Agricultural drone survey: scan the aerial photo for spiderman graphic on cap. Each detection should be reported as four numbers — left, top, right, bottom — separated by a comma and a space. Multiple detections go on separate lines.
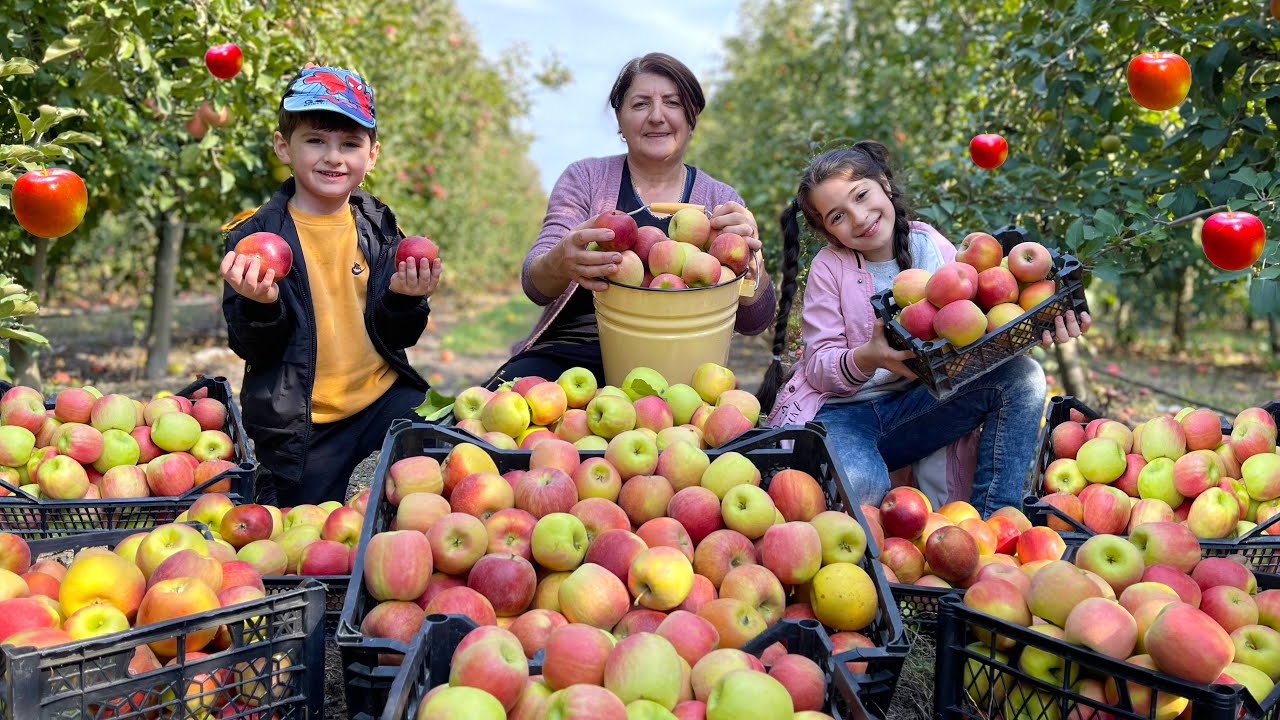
281, 67, 376, 129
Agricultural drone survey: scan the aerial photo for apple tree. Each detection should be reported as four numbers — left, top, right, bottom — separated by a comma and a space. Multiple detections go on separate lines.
693, 0, 1280, 394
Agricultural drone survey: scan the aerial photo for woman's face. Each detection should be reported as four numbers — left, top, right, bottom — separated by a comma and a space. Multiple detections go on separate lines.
617, 72, 691, 165
810, 174, 896, 261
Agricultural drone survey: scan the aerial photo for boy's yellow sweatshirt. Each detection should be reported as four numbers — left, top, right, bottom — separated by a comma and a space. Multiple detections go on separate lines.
289, 204, 396, 423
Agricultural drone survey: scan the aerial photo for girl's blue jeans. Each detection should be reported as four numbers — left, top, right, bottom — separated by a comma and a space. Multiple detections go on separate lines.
813, 355, 1046, 518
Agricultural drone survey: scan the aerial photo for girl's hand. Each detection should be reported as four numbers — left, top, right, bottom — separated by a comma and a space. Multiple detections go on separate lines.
1040, 310, 1091, 348
390, 256, 442, 297
220, 251, 279, 304
853, 319, 918, 379
546, 216, 623, 292
710, 201, 761, 252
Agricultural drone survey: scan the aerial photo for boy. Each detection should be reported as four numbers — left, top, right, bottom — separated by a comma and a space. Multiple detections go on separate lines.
221, 66, 442, 506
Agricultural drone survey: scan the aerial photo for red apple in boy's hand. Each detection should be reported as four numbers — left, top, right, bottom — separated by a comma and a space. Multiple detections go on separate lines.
396, 236, 440, 267
969, 134, 1008, 169
12, 168, 88, 239
234, 232, 293, 282
593, 210, 638, 252
1200, 211, 1265, 271
205, 43, 243, 79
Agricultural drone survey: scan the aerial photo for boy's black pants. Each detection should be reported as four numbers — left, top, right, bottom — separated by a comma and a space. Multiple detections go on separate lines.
266, 379, 425, 507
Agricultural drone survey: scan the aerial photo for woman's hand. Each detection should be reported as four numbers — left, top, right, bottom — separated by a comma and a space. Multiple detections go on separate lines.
710, 201, 761, 252
220, 251, 279, 304
852, 319, 917, 379
389, 256, 443, 297
1040, 310, 1091, 348
541, 216, 623, 293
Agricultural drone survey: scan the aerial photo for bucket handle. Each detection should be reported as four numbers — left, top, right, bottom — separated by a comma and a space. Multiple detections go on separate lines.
740, 251, 763, 298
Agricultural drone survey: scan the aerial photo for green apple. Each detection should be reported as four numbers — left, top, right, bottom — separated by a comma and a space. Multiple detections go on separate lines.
586, 394, 637, 440
1231, 624, 1280, 682
1076, 437, 1126, 484
700, 452, 761, 499
621, 367, 669, 401
150, 412, 201, 453
706, 670, 793, 720
661, 384, 704, 426
557, 367, 599, 410
1018, 624, 1079, 687
720, 484, 776, 540
92, 428, 141, 473
531, 513, 589, 572
1137, 457, 1182, 507
416, 685, 506, 719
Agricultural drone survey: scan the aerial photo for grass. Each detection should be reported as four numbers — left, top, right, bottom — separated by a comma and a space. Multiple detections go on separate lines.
888, 623, 937, 720
437, 293, 541, 355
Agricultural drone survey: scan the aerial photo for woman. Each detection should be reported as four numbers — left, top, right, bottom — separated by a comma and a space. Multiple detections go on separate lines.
492, 52, 777, 387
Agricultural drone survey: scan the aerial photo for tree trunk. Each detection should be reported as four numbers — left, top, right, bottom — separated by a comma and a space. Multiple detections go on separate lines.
1055, 341, 1087, 402
31, 237, 48, 300
1171, 267, 1194, 353
1115, 299, 1133, 344
145, 212, 185, 380
1270, 314, 1280, 356
9, 340, 41, 387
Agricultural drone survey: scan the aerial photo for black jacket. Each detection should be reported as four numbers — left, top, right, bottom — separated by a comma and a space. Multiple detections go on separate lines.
222, 179, 430, 486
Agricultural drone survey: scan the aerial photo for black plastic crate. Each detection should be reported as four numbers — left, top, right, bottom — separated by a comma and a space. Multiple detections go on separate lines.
932, 574, 1280, 720
3, 528, 325, 720
264, 574, 349, 639
0, 376, 259, 539
870, 226, 1088, 401
1022, 397, 1280, 571
381, 613, 876, 720
339, 420, 904, 720
890, 582, 956, 633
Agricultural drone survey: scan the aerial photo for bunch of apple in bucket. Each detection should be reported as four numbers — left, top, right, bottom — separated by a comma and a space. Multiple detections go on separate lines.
448, 363, 757, 451
0, 523, 302, 715
593, 208, 750, 290
0, 384, 238, 503
359, 437, 883, 719
891, 234, 1056, 348
1038, 405, 1279, 539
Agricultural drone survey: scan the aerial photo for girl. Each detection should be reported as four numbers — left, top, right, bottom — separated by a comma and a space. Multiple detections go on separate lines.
756, 142, 1089, 517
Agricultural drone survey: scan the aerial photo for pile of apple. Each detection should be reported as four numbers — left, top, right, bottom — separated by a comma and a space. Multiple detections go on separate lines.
592, 208, 751, 290
1038, 404, 1280, 539
863, 488, 1071, 590
0, 523, 304, 716
890, 234, 1057, 348
958, 522, 1280, 716
351, 434, 888, 717
408, 622, 838, 720
173, 491, 367, 576
452, 363, 757, 451
0, 383, 241, 503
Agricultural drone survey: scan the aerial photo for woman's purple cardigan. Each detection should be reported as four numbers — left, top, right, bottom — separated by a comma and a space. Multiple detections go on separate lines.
515, 153, 777, 354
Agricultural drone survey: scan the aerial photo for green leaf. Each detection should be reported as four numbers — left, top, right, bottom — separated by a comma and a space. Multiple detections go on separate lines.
33, 105, 86, 135
0, 327, 49, 345
220, 169, 235, 194
414, 389, 456, 421
42, 37, 82, 63
0, 57, 38, 79
1201, 129, 1229, 149
1250, 277, 1280, 317
0, 145, 46, 163
1209, 268, 1253, 283
1065, 218, 1084, 252
52, 130, 100, 146
9, 98, 33, 142
1231, 167, 1260, 188
1259, 266, 1280, 281
1093, 208, 1121, 236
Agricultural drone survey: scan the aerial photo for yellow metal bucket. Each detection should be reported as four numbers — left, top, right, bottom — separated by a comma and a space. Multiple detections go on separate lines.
593, 259, 759, 387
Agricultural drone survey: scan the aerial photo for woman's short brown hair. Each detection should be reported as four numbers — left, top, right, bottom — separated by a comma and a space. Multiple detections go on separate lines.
608, 53, 706, 130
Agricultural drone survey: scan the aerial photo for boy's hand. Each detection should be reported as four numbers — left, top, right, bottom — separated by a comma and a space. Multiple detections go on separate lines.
221, 251, 280, 304
390, 256, 442, 297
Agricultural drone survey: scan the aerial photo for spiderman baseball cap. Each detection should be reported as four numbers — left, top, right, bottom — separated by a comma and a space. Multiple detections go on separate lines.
280, 66, 376, 129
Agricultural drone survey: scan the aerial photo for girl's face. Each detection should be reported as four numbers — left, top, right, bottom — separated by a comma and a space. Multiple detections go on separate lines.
616, 72, 691, 165
810, 174, 896, 261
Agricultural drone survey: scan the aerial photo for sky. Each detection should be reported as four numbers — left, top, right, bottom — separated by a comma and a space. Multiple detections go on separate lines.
458, 0, 743, 192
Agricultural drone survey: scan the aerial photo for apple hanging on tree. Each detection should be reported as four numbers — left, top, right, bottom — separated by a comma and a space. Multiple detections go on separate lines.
969, 134, 1008, 169
1200, 211, 1266, 271
11, 168, 88, 239
1126, 52, 1191, 111
204, 43, 243, 80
